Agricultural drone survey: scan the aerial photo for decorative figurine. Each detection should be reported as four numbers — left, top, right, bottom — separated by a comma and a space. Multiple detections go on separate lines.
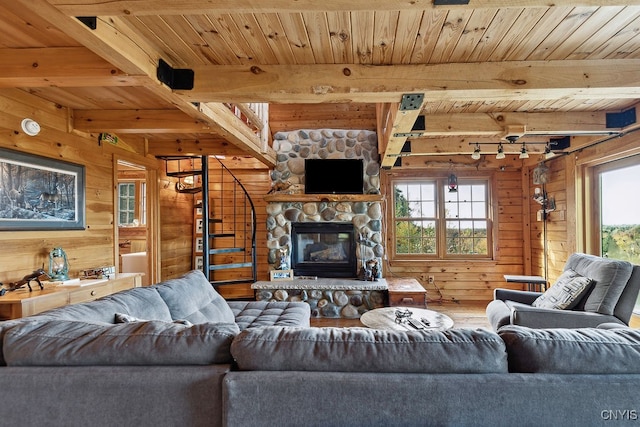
276, 247, 290, 270
5, 268, 49, 292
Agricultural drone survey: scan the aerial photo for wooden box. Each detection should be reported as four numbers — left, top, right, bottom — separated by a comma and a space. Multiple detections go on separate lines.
387, 277, 427, 308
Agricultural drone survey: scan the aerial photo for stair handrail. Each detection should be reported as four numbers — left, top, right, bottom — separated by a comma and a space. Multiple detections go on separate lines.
210, 156, 257, 282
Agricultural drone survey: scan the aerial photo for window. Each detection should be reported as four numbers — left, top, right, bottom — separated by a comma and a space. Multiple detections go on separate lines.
393, 178, 492, 259
592, 155, 640, 312
118, 181, 146, 226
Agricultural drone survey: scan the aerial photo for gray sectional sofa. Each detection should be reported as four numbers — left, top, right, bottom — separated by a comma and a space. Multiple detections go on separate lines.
1, 269, 640, 427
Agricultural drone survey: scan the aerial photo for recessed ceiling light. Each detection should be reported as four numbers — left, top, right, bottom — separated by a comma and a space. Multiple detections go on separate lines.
21, 118, 41, 136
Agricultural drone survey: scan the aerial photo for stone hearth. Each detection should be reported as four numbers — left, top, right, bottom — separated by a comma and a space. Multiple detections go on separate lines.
252, 278, 387, 318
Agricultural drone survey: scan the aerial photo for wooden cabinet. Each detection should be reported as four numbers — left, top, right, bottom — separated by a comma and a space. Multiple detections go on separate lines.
0, 273, 143, 320
387, 277, 427, 308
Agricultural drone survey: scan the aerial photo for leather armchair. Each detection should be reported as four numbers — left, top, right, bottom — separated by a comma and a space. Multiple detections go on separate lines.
487, 253, 640, 330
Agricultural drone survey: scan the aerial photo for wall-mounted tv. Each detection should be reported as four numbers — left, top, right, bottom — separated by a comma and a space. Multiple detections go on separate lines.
304, 159, 364, 194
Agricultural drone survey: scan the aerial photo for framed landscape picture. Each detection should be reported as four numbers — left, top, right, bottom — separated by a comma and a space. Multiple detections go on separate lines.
0, 148, 86, 230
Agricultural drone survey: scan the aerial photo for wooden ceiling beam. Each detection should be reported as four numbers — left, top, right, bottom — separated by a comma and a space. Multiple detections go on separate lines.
49, 0, 640, 16
416, 111, 612, 137
0, 47, 148, 88
380, 109, 622, 162
10, 0, 275, 166
146, 139, 248, 157
73, 109, 211, 133
181, 60, 640, 104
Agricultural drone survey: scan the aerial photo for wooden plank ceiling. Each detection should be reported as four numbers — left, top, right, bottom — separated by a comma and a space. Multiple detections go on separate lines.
1, 1, 640, 166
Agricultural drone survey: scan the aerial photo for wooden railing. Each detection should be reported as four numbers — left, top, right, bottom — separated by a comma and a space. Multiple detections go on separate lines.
226, 103, 270, 153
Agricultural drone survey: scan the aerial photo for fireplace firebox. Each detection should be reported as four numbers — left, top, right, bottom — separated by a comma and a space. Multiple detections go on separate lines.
291, 222, 357, 278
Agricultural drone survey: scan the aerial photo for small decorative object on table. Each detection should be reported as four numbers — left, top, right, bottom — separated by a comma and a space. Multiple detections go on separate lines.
394, 308, 413, 324
2, 268, 49, 292
49, 247, 70, 281
275, 247, 290, 271
270, 269, 294, 281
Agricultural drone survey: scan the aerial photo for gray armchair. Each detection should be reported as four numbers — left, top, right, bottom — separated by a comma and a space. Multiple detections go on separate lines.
487, 253, 640, 330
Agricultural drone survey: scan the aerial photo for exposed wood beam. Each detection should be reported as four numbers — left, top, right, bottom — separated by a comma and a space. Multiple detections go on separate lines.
49, 0, 640, 15
146, 139, 248, 157
381, 97, 426, 168
181, 60, 640, 104
380, 109, 622, 162
0, 48, 148, 88
10, 0, 275, 166
74, 109, 212, 133
416, 111, 613, 137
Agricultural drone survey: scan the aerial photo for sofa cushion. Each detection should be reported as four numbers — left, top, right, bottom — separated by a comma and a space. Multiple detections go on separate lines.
231, 326, 508, 373
531, 269, 592, 310
564, 253, 633, 315
154, 270, 235, 324
229, 301, 311, 330
3, 319, 239, 366
34, 286, 173, 324
499, 325, 640, 374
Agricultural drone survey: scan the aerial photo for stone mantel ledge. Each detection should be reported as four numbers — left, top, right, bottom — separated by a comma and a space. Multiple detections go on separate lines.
252, 278, 388, 291
264, 194, 383, 203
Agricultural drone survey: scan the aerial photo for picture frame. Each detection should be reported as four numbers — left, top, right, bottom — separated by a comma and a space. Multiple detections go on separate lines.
0, 148, 85, 230
270, 269, 294, 281
194, 255, 203, 270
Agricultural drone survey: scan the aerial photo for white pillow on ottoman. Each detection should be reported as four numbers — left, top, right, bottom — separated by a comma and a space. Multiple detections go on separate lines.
532, 269, 593, 310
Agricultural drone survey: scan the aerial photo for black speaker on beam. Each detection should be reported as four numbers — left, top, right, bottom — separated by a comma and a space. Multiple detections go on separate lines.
157, 59, 194, 90
549, 136, 570, 151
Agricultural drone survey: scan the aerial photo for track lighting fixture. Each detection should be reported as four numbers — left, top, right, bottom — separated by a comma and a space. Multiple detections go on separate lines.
496, 143, 505, 160
544, 143, 555, 160
519, 143, 529, 159
471, 144, 481, 160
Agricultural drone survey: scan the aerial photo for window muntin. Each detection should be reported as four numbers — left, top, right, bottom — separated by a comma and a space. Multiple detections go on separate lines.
118, 182, 136, 225
118, 181, 146, 226
393, 178, 491, 259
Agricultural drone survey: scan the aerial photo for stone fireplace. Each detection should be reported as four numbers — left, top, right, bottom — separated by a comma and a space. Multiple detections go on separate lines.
264, 129, 384, 278
256, 129, 387, 317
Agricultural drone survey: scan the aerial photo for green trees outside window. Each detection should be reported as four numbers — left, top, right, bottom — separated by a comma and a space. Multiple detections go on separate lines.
393, 178, 491, 259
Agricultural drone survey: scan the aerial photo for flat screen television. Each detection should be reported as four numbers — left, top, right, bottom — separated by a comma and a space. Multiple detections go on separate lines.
304, 159, 364, 194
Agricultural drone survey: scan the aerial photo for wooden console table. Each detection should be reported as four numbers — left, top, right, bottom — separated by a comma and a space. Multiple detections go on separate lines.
0, 273, 143, 320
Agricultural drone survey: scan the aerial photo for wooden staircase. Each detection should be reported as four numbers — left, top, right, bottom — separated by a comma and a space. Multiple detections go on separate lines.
161, 156, 257, 290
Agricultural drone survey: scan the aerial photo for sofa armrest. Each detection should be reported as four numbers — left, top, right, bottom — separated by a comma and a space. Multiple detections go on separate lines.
510, 305, 623, 329
493, 288, 541, 305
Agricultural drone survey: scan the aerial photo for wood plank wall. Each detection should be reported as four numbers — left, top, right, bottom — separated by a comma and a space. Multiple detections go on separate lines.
381, 164, 528, 303
158, 175, 194, 280
528, 157, 569, 285
0, 90, 193, 285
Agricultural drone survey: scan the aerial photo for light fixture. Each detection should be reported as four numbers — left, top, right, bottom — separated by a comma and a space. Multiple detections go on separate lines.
471, 144, 481, 160
448, 173, 458, 192
496, 143, 506, 160
21, 118, 41, 136
544, 143, 555, 160
49, 247, 70, 281
519, 143, 529, 159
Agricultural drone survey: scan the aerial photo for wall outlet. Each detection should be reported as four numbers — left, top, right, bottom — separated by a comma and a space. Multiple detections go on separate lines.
428, 275, 435, 284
